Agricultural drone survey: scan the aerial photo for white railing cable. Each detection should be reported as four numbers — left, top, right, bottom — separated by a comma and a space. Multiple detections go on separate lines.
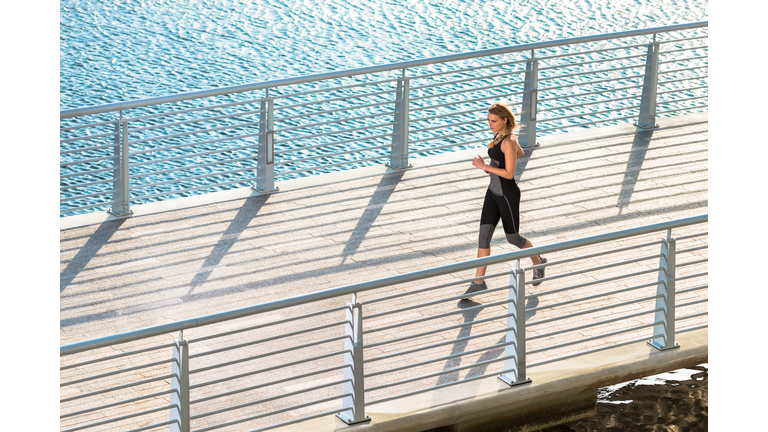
60, 215, 707, 432
62, 21, 707, 217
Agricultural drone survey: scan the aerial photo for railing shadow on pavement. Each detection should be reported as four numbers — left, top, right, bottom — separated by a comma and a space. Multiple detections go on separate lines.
60, 218, 125, 293
186, 194, 270, 296
59, 128, 706, 330
60, 214, 707, 432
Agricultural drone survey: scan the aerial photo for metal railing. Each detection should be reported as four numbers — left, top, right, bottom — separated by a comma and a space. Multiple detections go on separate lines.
60, 21, 707, 217
60, 214, 708, 432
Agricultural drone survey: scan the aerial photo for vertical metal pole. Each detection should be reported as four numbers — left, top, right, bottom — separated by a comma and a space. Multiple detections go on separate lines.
499, 260, 532, 386
636, 36, 660, 130
170, 331, 190, 432
169, 340, 182, 432
179, 336, 190, 432
121, 119, 131, 214
254, 95, 278, 193
111, 117, 122, 214
518, 52, 539, 148
387, 74, 411, 170
649, 231, 679, 351
340, 302, 354, 418
109, 112, 133, 217
337, 300, 370, 425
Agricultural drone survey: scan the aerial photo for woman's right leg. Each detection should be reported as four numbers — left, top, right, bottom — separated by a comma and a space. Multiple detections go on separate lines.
476, 189, 500, 281
464, 191, 499, 299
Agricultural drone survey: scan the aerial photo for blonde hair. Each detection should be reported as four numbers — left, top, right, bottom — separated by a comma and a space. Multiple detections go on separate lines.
486, 103, 518, 148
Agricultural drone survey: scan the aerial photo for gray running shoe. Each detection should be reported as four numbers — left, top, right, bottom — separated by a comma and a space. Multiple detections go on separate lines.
462, 281, 488, 300
532, 257, 547, 287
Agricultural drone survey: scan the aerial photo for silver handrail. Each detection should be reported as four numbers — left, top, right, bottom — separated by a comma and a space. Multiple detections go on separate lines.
60, 214, 708, 432
60, 22, 707, 218
61, 213, 706, 356
60, 21, 706, 118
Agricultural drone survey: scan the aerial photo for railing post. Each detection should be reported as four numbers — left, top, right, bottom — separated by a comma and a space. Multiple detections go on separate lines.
170, 332, 191, 432
636, 37, 661, 130
109, 113, 133, 217
518, 54, 539, 148
111, 119, 122, 214
254, 96, 278, 193
649, 232, 679, 351
387, 75, 411, 170
337, 299, 370, 425
499, 260, 532, 386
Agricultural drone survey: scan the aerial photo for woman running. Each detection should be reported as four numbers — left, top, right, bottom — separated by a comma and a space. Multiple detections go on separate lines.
463, 102, 546, 299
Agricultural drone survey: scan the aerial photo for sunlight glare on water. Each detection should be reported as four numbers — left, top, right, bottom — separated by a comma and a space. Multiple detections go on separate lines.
60, 0, 708, 109
59, 0, 708, 216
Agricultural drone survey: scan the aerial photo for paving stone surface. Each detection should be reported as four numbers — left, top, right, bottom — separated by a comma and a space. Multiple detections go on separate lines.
59, 113, 708, 432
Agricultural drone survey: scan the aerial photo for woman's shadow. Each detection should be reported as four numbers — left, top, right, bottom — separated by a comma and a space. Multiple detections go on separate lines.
435, 293, 539, 385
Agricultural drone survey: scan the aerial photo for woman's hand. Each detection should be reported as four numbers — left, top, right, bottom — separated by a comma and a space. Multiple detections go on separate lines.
472, 155, 489, 174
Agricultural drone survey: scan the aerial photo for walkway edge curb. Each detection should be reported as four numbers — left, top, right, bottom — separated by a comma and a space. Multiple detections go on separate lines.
274, 328, 708, 432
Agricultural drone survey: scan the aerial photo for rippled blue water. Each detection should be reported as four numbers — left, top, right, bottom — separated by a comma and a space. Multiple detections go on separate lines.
60, 1, 708, 216
60, 0, 707, 110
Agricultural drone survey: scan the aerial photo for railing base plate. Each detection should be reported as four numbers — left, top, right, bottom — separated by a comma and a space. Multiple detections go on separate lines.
647, 340, 680, 351
336, 412, 371, 425
385, 163, 412, 171
498, 374, 532, 387
634, 123, 660, 130
107, 210, 134, 219
251, 186, 279, 194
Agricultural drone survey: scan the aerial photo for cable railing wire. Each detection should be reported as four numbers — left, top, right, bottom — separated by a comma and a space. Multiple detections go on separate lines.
60, 215, 707, 432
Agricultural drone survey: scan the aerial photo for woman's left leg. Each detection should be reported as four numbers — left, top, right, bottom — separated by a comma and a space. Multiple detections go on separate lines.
498, 190, 547, 285
519, 238, 542, 266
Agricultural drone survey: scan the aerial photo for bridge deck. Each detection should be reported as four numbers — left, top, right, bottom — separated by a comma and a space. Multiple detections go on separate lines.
59, 112, 708, 431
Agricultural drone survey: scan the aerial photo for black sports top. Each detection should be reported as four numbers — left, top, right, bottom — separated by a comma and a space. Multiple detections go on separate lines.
487, 134, 519, 196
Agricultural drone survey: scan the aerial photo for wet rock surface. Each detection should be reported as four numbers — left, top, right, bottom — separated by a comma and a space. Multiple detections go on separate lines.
538, 365, 708, 432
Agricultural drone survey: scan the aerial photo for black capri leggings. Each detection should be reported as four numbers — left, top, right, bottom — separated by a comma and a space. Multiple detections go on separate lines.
478, 188, 528, 249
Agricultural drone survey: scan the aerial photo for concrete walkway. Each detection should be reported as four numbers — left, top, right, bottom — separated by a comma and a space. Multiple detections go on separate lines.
60, 112, 707, 342
59, 112, 708, 431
